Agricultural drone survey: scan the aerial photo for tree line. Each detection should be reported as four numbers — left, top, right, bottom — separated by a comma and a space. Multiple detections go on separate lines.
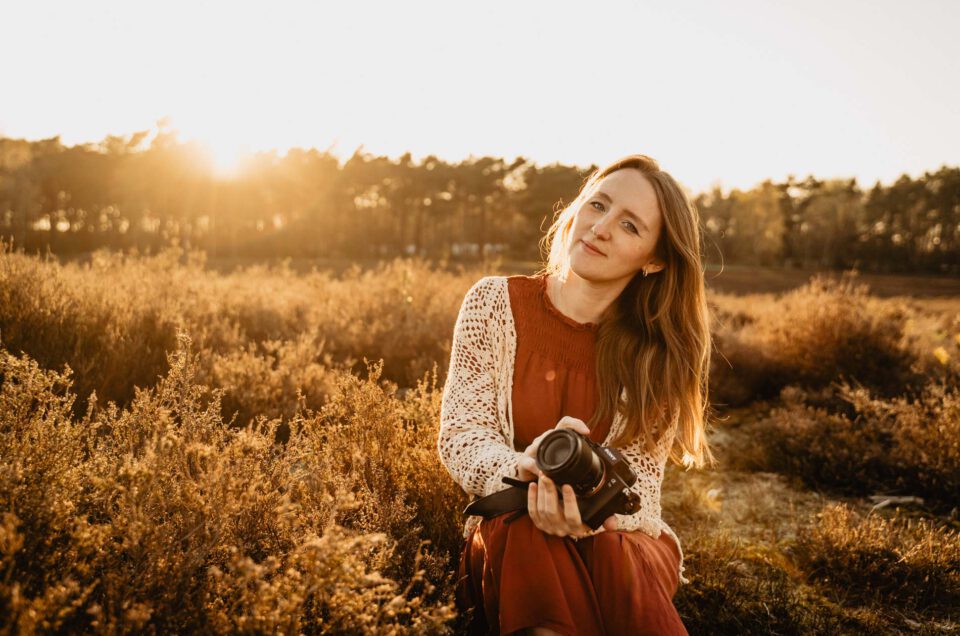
1, 131, 957, 273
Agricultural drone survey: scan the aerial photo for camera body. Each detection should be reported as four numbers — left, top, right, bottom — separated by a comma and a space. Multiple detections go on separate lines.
535, 428, 641, 529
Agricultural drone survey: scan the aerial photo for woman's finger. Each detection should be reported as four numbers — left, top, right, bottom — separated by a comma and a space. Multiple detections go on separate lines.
537, 474, 549, 519
560, 484, 583, 529
555, 416, 590, 436
523, 428, 555, 461
527, 482, 540, 526
518, 455, 539, 481
537, 427, 557, 446
539, 475, 559, 528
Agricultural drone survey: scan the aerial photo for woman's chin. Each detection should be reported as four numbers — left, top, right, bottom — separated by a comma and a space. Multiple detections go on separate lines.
569, 260, 638, 287
568, 258, 604, 280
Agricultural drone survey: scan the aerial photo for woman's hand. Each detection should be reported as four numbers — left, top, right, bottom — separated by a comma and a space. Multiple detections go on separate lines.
516, 416, 617, 538
517, 416, 591, 481
527, 476, 618, 538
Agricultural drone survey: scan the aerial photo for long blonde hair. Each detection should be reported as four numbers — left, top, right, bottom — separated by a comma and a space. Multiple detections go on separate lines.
537, 154, 716, 470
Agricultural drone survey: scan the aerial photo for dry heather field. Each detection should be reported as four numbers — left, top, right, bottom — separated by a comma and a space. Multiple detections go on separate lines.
1, 242, 958, 635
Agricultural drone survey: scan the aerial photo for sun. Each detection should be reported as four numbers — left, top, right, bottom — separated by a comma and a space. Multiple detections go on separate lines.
195, 136, 249, 179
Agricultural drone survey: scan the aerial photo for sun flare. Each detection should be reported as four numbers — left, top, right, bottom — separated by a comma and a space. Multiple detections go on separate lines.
197, 137, 248, 178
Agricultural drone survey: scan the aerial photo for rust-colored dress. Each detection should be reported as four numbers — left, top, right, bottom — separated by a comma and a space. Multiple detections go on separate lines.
455, 273, 688, 636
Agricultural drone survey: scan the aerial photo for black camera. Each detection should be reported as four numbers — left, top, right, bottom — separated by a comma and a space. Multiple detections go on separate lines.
535, 429, 641, 529
462, 429, 642, 530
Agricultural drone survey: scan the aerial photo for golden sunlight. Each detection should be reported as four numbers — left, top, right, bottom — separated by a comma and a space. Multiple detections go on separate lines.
197, 137, 248, 178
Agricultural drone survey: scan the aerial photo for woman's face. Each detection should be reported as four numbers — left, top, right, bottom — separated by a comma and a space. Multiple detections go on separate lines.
567, 168, 665, 285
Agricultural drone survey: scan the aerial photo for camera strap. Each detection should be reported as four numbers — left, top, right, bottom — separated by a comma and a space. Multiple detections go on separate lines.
463, 476, 532, 524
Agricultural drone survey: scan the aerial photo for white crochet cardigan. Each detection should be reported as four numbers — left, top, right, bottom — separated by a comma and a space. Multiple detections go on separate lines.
438, 275, 689, 585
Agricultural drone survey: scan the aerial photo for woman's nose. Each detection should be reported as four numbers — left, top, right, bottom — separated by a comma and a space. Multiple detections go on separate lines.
591, 219, 612, 239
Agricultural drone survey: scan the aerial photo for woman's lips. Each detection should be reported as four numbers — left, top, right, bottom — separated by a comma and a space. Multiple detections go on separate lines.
580, 240, 605, 256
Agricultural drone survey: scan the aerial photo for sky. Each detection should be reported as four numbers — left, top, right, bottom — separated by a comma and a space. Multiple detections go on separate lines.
1, 0, 957, 194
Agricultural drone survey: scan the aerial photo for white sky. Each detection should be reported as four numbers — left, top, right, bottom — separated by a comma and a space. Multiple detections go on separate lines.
1, 0, 957, 194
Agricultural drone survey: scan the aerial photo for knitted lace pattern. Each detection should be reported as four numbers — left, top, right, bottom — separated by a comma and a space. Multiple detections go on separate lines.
437, 275, 689, 585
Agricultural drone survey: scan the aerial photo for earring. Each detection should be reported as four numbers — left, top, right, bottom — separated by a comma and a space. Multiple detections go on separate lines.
642, 269, 649, 277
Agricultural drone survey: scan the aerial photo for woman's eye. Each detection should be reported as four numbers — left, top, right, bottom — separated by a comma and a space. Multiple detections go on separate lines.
591, 201, 605, 212
623, 222, 638, 234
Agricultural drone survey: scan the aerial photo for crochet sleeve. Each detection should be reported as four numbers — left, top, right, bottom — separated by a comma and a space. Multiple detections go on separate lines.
437, 277, 523, 497
612, 411, 680, 532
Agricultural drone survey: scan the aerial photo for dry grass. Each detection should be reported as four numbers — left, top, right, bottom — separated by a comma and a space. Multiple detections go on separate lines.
795, 502, 960, 615
663, 434, 960, 633
3, 243, 959, 633
707, 272, 946, 407
0, 242, 485, 427
0, 334, 457, 634
729, 381, 960, 512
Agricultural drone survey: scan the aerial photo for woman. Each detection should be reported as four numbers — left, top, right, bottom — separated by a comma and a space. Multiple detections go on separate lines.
438, 154, 716, 635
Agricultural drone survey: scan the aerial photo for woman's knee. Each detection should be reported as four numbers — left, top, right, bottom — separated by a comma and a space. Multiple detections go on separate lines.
590, 530, 624, 553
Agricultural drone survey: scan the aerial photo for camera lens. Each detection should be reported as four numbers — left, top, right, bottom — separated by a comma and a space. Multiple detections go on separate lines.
536, 429, 605, 495
541, 435, 572, 466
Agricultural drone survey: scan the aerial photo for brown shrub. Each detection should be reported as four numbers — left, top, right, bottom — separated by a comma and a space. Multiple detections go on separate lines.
708, 273, 922, 407
673, 532, 874, 635
901, 305, 960, 390
0, 334, 455, 634
0, 242, 482, 427
0, 244, 182, 411
205, 334, 341, 426
288, 357, 468, 583
732, 381, 960, 511
794, 502, 960, 616
660, 463, 952, 633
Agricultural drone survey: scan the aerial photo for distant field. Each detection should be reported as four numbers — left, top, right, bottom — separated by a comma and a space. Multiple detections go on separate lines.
52, 250, 960, 300
500, 261, 960, 299
698, 264, 960, 298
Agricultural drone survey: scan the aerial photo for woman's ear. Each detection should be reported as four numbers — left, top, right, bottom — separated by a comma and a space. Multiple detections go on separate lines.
646, 260, 666, 275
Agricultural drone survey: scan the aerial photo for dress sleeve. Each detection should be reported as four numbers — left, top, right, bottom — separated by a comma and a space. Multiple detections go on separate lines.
437, 277, 524, 497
